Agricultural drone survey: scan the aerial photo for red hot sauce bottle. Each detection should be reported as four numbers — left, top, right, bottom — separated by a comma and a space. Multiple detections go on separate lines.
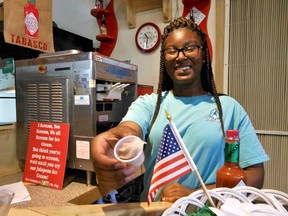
24, 0, 39, 39
216, 130, 247, 188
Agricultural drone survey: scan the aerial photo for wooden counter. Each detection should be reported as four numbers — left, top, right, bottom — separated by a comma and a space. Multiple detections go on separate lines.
8, 202, 172, 216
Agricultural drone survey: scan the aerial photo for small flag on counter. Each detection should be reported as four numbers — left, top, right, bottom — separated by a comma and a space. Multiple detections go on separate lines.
147, 110, 215, 207
147, 124, 192, 205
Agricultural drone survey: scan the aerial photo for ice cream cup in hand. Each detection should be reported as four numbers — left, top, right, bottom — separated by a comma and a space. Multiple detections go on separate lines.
114, 135, 146, 168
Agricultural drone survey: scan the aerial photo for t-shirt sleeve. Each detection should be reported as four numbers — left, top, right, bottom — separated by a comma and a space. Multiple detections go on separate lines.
121, 93, 157, 139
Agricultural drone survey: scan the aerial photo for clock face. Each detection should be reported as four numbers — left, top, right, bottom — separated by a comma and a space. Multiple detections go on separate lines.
135, 22, 161, 53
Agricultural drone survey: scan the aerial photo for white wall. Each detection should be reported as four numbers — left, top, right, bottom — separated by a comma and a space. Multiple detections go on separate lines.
52, 0, 216, 92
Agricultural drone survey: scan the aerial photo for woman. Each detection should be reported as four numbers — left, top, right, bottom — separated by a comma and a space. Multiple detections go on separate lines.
91, 17, 269, 203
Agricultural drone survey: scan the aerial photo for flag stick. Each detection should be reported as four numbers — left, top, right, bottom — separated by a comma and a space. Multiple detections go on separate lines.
165, 110, 216, 208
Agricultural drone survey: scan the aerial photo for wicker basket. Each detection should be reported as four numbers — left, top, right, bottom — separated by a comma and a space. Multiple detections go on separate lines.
162, 186, 288, 215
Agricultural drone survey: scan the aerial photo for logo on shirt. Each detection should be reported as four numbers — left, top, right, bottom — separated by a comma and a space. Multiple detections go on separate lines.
205, 108, 220, 122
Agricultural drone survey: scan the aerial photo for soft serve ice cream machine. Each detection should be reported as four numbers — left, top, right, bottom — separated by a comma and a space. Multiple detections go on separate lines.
15, 51, 138, 178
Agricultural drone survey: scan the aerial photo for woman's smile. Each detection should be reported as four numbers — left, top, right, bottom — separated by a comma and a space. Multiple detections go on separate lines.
175, 65, 191, 71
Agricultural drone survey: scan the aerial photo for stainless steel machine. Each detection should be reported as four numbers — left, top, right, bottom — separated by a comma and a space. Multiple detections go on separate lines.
15, 51, 138, 182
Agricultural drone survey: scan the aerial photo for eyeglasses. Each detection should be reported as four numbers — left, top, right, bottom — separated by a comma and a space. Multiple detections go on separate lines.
162, 45, 202, 60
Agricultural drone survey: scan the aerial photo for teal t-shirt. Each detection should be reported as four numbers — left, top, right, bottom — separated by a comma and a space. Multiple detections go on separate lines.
121, 91, 270, 201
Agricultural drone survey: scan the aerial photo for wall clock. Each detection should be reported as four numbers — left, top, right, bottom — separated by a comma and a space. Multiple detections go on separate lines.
135, 22, 161, 53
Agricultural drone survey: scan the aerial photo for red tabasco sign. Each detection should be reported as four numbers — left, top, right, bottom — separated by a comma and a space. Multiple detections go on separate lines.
23, 122, 70, 190
3, 0, 54, 52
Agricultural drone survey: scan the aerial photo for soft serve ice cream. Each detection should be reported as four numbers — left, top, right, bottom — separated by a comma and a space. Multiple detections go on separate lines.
114, 135, 146, 168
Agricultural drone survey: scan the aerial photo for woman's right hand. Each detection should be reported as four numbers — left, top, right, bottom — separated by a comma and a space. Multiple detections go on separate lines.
90, 122, 142, 195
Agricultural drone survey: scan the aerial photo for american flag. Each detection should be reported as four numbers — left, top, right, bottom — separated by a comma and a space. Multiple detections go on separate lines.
147, 124, 192, 205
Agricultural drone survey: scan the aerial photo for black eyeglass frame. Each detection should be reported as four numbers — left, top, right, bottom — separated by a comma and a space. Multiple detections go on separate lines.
162, 45, 203, 60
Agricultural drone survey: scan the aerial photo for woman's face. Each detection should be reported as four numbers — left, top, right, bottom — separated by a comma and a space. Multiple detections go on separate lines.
163, 28, 203, 87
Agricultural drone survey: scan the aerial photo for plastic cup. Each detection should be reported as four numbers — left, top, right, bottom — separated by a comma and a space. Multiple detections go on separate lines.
0, 189, 14, 216
114, 135, 146, 168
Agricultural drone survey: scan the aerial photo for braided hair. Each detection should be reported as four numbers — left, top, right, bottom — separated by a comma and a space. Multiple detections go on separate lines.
148, 17, 225, 138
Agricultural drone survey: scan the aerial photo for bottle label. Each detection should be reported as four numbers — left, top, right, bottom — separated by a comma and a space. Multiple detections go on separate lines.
25, 12, 38, 36
224, 143, 239, 163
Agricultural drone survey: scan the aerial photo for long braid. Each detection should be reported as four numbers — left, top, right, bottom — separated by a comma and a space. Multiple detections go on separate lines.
205, 47, 225, 137
203, 42, 225, 137
146, 52, 165, 138
147, 17, 225, 139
